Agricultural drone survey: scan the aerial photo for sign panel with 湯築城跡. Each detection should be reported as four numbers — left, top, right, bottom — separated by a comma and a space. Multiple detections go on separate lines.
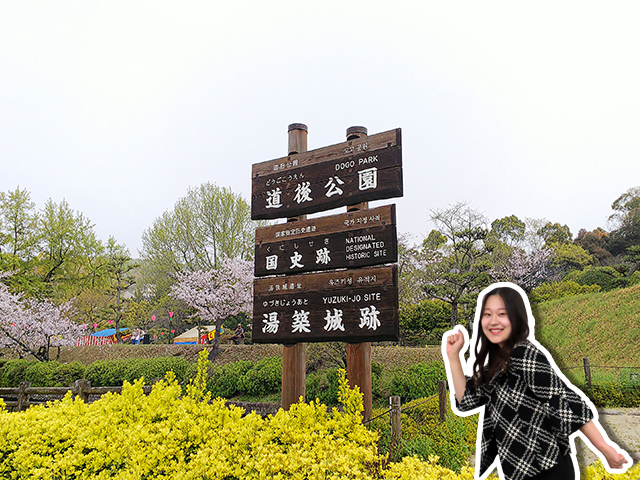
252, 265, 398, 344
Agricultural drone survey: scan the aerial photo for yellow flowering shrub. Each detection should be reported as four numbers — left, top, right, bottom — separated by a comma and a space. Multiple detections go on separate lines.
582, 461, 640, 480
0, 351, 636, 479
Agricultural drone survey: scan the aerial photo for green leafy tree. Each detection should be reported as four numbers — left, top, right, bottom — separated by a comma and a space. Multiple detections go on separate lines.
37, 199, 103, 300
486, 215, 533, 286
0, 187, 38, 262
102, 239, 137, 342
537, 222, 573, 246
488, 215, 526, 248
624, 245, 640, 276
0, 187, 40, 294
399, 299, 451, 345
397, 234, 426, 306
609, 186, 640, 256
550, 243, 594, 275
529, 280, 600, 303
140, 183, 257, 299
420, 202, 492, 328
574, 228, 613, 265
567, 266, 628, 292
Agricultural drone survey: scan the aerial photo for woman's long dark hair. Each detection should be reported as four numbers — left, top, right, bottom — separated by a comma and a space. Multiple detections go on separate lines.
473, 286, 530, 387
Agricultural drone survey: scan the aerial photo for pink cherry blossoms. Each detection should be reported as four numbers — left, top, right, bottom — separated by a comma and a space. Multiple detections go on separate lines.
170, 257, 253, 352
0, 273, 87, 361
491, 247, 555, 292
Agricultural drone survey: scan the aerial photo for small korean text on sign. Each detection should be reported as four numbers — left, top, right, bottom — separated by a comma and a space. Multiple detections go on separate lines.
254, 205, 398, 277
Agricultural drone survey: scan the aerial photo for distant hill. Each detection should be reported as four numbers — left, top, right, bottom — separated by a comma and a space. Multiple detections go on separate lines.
533, 284, 640, 369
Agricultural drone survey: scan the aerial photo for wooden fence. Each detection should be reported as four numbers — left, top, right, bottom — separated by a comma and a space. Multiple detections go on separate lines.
0, 380, 155, 412
364, 380, 448, 445
567, 358, 640, 388
0, 380, 282, 416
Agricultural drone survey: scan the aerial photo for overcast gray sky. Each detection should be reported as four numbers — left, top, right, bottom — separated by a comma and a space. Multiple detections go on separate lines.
1, 2, 639, 255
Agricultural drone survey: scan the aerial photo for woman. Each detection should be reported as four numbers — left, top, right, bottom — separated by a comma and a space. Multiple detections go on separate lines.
442, 282, 630, 480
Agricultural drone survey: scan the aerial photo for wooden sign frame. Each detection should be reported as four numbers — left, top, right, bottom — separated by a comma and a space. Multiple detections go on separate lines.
251, 128, 402, 220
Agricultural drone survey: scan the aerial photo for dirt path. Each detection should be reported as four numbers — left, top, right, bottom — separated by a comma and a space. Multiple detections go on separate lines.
575, 408, 640, 469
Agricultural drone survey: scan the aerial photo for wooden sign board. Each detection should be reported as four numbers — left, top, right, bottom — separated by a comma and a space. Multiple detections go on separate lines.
254, 205, 397, 277
252, 265, 399, 344
251, 128, 402, 220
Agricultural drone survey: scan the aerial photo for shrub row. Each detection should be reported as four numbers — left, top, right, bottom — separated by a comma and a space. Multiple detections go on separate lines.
4, 355, 638, 409
207, 356, 282, 398
306, 361, 448, 406
580, 384, 640, 408
0, 357, 194, 388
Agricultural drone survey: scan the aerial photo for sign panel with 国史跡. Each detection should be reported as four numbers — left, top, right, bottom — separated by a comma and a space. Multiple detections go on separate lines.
252, 265, 398, 344
251, 128, 402, 220
254, 205, 397, 277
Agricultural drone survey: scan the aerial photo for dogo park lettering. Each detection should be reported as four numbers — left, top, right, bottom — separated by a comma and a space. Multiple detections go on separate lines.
251, 129, 402, 220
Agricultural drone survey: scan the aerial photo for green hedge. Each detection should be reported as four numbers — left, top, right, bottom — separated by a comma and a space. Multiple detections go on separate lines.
0, 360, 38, 387
580, 384, 640, 408
24, 361, 86, 387
207, 360, 254, 398
306, 368, 341, 405
0, 357, 194, 387
237, 357, 282, 397
207, 357, 282, 399
85, 357, 194, 386
388, 362, 447, 402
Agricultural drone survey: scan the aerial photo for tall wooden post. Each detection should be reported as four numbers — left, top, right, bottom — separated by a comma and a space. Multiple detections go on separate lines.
281, 123, 308, 410
345, 125, 372, 422
438, 380, 446, 422
390, 395, 401, 446
583, 357, 592, 389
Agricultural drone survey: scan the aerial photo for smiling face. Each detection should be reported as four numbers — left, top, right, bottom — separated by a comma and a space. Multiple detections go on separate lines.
481, 294, 512, 348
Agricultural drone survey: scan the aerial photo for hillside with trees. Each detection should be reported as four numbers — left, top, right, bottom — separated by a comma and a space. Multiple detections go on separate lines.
398, 186, 640, 344
2, 183, 639, 359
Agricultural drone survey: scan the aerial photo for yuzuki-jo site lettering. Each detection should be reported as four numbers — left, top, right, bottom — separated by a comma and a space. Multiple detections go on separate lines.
252, 266, 398, 344
251, 128, 402, 220
254, 205, 398, 276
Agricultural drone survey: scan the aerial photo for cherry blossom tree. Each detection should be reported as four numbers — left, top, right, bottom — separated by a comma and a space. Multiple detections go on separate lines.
170, 257, 253, 355
0, 274, 87, 361
490, 246, 555, 292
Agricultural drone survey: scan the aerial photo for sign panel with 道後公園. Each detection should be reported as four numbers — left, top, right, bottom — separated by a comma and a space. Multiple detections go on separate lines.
251, 128, 402, 220
252, 265, 399, 344
254, 205, 398, 277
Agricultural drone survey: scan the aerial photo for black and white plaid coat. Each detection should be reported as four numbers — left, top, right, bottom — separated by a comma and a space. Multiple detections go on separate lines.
456, 340, 594, 480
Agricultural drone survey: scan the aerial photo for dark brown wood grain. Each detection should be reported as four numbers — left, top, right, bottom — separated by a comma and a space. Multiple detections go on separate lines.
254, 205, 397, 276
251, 128, 402, 220
252, 265, 398, 344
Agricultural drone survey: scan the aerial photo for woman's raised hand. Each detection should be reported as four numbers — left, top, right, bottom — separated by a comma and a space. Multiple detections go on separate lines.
445, 330, 465, 358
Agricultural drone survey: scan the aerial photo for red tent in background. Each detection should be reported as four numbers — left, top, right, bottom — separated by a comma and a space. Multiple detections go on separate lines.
76, 328, 130, 346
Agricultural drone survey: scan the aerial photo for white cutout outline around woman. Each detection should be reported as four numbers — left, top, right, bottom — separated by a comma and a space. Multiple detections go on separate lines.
441, 281, 632, 480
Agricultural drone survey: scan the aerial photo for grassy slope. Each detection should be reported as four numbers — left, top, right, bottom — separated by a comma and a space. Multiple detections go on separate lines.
533, 284, 640, 369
